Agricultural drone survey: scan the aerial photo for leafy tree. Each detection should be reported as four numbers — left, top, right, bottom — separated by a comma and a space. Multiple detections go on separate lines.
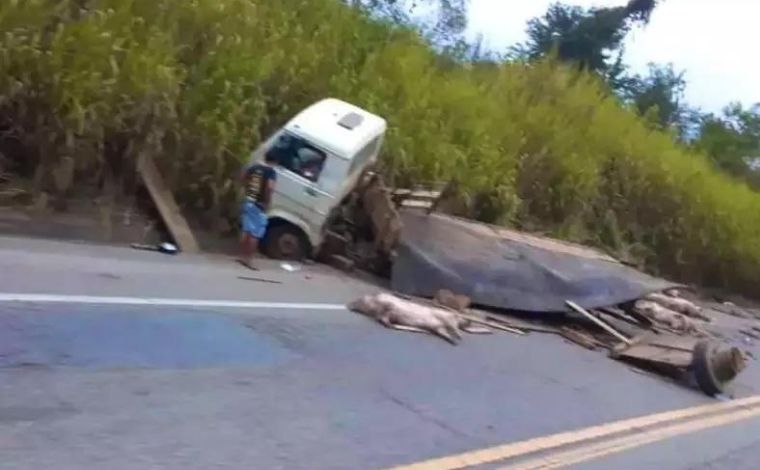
513, 1, 659, 82
695, 103, 760, 181
623, 63, 687, 131
347, 0, 468, 45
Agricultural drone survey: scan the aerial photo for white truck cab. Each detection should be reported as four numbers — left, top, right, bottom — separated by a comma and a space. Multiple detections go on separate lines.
249, 98, 387, 259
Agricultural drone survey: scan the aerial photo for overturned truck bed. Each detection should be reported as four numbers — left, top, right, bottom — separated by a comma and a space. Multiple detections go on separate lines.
390, 211, 674, 313
342, 177, 750, 396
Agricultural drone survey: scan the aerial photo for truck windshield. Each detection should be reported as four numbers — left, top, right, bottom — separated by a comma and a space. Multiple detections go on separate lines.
266, 132, 326, 183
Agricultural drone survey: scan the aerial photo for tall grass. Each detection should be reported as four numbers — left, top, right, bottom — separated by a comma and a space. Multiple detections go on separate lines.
2, 0, 760, 293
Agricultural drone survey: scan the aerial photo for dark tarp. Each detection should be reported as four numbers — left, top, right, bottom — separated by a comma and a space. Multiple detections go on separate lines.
391, 212, 674, 313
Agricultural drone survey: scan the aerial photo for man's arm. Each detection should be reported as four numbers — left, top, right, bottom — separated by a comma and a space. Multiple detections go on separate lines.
262, 169, 277, 211
239, 165, 252, 183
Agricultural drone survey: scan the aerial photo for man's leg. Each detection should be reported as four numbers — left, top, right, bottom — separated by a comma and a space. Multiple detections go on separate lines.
238, 233, 260, 270
249, 235, 260, 260
239, 233, 251, 263
238, 201, 258, 270
238, 202, 267, 270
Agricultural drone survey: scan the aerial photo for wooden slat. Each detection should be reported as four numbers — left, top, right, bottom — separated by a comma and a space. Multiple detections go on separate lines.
399, 199, 435, 209
392, 189, 442, 199
137, 155, 200, 253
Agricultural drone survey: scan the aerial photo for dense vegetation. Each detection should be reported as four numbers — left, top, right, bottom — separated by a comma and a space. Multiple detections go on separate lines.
2, 0, 760, 293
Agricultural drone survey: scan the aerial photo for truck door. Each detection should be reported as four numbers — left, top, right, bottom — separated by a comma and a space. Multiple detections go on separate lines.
266, 134, 340, 235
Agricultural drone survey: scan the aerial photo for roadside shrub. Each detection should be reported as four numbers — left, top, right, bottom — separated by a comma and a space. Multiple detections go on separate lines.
2, 0, 760, 293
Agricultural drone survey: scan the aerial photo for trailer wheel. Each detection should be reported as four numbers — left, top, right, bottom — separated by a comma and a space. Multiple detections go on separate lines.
263, 224, 309, 260
692, 341, 723, 396
691, 341, 745, 397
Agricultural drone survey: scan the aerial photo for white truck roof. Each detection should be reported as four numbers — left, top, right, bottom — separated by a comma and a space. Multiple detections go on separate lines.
284, 98, 387, 160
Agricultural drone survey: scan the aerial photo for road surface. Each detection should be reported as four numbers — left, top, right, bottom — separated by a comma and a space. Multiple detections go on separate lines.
1, 235, 759, 469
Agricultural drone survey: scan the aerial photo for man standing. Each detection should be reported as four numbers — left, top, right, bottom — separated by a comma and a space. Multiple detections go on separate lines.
238, 152, 278, 270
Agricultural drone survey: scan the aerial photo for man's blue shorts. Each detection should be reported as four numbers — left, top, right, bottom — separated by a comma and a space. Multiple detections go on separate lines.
240, 200, 268, 239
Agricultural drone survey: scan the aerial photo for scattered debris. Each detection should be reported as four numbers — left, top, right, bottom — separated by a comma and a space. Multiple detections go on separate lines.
330, 254, 355, 272
560, 327, 598, 350
484, 314, 560, 335
280, 263, 301, 273
237, 275, 283, 285
458, 322, 494, 335
97, 272, 122, 280
740, 329, 760, 340
566, 301, 632, 345
344, 283, 749, 397
389, 324, 430, 335
611, 334, 746, 396
713, 302, 753, 319
320, 231, 349, 260
599, 306, 650, 328
459, 313, 526, 336
433, 289, 471, 312
130, 242, 179, 255
430, 289, 525, 335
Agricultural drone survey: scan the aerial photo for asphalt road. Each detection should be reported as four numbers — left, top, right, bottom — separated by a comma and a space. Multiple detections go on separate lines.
1, 235, 760, 469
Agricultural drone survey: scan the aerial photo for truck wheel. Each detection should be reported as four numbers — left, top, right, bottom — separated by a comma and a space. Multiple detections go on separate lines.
263, 225, 309, 260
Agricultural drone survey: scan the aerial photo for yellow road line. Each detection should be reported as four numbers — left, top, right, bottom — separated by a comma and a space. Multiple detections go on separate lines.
387, 395, 760, 470
500, 404, 760, 470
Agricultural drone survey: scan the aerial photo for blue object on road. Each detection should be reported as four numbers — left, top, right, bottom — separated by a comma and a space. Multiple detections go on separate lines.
0, 308, 294, 370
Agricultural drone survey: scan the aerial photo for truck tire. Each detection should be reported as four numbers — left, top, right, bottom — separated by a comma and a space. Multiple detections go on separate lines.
263, 224, 309, 260
692, 341, 724, 397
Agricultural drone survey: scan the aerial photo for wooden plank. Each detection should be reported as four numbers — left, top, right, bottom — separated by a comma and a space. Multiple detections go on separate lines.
459, 313, 526, 335
566, 300, 632, 345
614, 343, 691, 368
560, 327, 598, 350
391, 189, 442, 199
427, 180, 455, 215
390, 324, 430, 335
399, 199, 435, 209
483, 313, 561, 335
137, 155, 200, 253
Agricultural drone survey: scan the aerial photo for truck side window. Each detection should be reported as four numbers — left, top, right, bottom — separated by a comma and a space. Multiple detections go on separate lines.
349, 137, 380, 175
266, 133, 326, 183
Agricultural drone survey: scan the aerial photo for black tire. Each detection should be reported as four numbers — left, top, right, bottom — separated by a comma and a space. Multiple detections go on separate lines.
262, 224, 309, 260
692, 340, 724, 397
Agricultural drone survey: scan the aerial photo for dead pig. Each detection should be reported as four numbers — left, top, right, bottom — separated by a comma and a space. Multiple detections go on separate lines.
646, 291, 710, 322
634, 299, 701, 334
348, 293, 463, 344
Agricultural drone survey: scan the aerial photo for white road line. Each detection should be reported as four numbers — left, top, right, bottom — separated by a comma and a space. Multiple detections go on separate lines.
0, 293, 346, 310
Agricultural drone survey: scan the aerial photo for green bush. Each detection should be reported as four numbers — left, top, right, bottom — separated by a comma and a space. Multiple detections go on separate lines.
2, 0, 760, 293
